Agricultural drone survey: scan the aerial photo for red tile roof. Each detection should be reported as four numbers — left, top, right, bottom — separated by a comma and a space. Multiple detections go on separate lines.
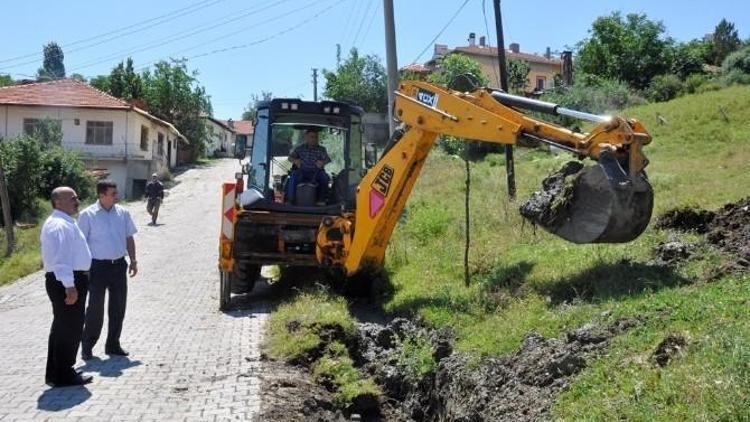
401, 63, 431, 73
230, 120, 253, 135
453, 46, 562, 65
0, 79, 131, 109
0, 78, 188, 143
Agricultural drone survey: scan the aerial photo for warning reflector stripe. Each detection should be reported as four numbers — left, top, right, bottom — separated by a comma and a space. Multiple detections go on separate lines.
221, 183, 236, 241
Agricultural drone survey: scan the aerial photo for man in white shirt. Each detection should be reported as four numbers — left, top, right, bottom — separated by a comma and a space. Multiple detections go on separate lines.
78, 181, 138, 360
41, 186, 94, 387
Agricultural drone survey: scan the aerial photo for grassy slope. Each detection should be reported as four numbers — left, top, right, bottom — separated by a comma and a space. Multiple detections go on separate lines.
382, 86, 750, 419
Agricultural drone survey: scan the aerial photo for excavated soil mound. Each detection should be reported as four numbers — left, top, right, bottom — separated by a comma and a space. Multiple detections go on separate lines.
653, 240, 695, 265
656, 197, 750, 271
651, 333, 689, 367
655, 208, 715, 234
352, 317, 642, 421
705, 198, 750, 269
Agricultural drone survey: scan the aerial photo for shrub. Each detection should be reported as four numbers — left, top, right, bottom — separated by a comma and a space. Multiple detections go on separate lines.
404, 202, 453, 245
40, 146, 95, 201
721, 45, 750, 74
647, 74, 684, 102
719, 70, 750, 86
684, 74, 708, 94
540, 76, 645, 126
0, 136, 44, 222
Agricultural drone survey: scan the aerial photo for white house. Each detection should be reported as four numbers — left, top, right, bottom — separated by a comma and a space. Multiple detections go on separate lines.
0, 79, 187, 198
203, 115, 234, 158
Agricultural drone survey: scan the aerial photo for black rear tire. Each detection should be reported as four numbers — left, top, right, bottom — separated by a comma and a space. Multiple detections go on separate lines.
219, 270, 232, 311
230, 263, 260, 294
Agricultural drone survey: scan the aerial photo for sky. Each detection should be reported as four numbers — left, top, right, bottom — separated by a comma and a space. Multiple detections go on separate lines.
0, 0, 748, 120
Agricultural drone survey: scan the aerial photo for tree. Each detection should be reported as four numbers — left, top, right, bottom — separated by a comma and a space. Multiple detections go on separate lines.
0, 151, 13, 256
37, 42, 66, 80
576, 12, 674, 90
428, 54, 488, 91
242, 91, 273, 120
28, 118, 63, 146
507, 58, 531, 94
323, 48, 388, 113
427, 54, 490, 158
0, 136, 44, 220
709, 19, 741, 65
672, 40, 710, 79
142, 59, 212, 156
109, 58, 144, 101
89, 75, 111, 92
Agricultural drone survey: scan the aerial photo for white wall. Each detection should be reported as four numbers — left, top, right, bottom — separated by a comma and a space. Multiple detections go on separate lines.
0, 105, 180, 198
205, 119, 232, 157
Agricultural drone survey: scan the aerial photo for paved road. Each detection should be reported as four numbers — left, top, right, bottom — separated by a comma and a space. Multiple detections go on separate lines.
0, 159, 269, 421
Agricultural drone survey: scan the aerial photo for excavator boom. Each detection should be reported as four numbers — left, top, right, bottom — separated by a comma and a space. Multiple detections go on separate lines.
320, 81, 654, 274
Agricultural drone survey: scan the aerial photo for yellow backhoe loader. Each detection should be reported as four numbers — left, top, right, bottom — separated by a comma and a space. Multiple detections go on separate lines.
217, 81, 653, 310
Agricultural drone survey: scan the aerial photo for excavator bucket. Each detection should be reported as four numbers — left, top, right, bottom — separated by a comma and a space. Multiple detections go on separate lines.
520, 153, 653, 244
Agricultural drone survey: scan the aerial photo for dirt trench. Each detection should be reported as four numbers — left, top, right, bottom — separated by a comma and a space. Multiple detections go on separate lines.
256, 315, 643, 421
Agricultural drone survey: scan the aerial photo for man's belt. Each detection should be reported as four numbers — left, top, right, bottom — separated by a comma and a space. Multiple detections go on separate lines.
92, 257, 126, 265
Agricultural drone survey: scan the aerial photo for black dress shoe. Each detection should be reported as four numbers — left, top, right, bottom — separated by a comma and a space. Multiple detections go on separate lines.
48, 374, 93, 387
105, 347, 129, 356
81, 348, 93, 360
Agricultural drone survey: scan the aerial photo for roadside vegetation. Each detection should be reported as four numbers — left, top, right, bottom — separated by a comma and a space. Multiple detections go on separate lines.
264, 84, 750, 418
0, 123, 95, 285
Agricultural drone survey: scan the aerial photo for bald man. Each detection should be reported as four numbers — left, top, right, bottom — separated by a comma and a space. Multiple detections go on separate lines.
40, 187, 94, 387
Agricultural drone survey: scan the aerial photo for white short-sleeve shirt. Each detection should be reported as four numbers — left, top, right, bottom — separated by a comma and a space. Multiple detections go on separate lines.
77, 201, 138, 260
40, 209, 92, 287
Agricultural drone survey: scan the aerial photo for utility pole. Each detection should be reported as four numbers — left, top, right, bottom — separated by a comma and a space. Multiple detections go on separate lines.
0, 154, 14, 257
312, 68, 318, 102
383, 0, 399, 133
493, 0, 516, 200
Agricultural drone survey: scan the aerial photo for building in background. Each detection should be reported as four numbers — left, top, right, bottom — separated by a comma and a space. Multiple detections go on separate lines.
0, 79, 186, 198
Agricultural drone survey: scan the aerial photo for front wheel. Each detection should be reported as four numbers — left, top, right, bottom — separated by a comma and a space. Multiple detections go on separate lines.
219, 270, 232, 311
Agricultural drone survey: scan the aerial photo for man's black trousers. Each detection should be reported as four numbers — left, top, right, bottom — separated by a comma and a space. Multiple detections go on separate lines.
45, 271, 88, 383
82, 258, 127, 351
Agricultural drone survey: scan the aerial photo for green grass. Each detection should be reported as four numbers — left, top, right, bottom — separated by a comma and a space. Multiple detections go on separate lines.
263, 290, 355, 360
0, 224, 43, 286
263, 86, 750, 418
0, 200, 53, 286
263, 290, 381, 409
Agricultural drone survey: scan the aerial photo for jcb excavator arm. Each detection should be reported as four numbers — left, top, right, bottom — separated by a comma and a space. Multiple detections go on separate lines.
316, 81, 653, 276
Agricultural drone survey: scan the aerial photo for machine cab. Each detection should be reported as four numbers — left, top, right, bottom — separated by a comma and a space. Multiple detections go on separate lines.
243, 99, 365, 212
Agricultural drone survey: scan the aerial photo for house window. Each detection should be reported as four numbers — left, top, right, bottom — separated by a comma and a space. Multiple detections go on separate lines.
158, 132, 165, 157
86, 121, 113, 145
140, 126, 149, 151
536, 76, 546, 91
23, 118, 62, 137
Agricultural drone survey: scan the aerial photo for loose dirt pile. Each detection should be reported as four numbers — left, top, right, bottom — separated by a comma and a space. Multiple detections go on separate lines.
258, 315, 643, 421
519, 161, 583, 229
655, 197, 750, 271
651, 333, 689, 367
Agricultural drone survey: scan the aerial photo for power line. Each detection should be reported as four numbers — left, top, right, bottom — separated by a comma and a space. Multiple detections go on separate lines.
133, 0, 346, 74
341, 0, 367, 51
355, 0, 382, 49
351, 0, 375, 49
69, 0, 297, 72
338, 0, 362, 45
411, 0, 473, 64
0, 0, 226, 68
129, 0, 324, 69
182, 0, 346, 63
